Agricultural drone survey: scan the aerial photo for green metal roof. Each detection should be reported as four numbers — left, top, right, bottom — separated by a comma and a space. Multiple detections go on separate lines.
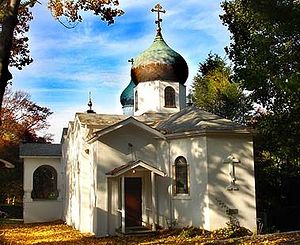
120, 80, 135, 106
131, 31, 188, 85
133, 32, 183, 66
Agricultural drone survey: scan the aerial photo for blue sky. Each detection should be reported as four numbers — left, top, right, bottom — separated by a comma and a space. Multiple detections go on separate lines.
11, 0, 230, 142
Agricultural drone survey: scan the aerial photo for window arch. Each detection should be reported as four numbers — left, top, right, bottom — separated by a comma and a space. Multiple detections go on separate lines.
174, 156, 189, 194
164, 86, 176, 108
135, 90, 138, 111
31, 165, 58, 200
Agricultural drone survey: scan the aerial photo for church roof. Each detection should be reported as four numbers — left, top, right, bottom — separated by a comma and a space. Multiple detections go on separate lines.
75, 106, 249, 141
156, 106, 248, 134
76, 113, 128, 129
89, 117, 165, 142
20, 143, 61, 157
76, 112, 171, 129
120, 80, 135, 106
131, 31, 188, 85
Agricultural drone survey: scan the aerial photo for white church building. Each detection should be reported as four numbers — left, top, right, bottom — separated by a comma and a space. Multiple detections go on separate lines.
20, 4, 257, 237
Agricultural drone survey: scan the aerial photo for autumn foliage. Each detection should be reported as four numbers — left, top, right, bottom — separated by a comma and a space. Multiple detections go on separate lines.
1, 221, 300, 244
0, 88, 52, 205
0, 88, 52, 147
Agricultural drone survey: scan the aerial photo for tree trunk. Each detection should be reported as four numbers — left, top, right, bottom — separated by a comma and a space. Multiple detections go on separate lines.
0, 0, 20, 122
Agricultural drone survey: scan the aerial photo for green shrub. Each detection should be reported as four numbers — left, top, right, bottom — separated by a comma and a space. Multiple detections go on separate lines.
214, 224, 253, 239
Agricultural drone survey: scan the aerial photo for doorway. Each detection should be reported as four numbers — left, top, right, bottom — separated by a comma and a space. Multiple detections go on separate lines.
125, 177, 142, 227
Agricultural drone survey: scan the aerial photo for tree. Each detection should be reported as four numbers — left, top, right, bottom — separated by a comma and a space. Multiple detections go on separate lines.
191, 53, 250, 122
0, 0, 123, 117
220, 0, 300, 161
220, 0, 300, 231
1, 87, 52, 146
220, 0, 300, 112
0, 88, 52, 204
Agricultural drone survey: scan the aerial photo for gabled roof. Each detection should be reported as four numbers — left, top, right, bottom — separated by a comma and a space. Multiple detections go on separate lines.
69, 106, 249, 143
106, 159, 166, 177
76, 113, 128, 128
88, 117, 165, 143
75, 112, 171, 129
156, 106, 248, 134
20, 143, 61, 157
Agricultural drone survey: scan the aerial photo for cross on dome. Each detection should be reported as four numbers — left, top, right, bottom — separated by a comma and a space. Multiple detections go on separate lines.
128, 58, 134, 65
151, 3, 166, 32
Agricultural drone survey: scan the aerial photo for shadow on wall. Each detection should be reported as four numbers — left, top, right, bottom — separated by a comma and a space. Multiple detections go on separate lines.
169, 134, 256, 231
206, 136, 256, 230
96, 124, 158, 174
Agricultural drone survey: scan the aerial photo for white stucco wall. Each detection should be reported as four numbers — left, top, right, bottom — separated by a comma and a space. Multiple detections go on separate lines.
162, 136, 210, 229
206, 134, 257, 232
92, 123, 163, 236
156, 133, 256, 232
61, 115, 256, 237
134, 81, 186, 115
62, 118, 95, 234
23, 157, 63, 223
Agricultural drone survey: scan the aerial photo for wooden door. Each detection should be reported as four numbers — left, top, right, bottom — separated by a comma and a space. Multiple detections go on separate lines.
125, 177, 142, 227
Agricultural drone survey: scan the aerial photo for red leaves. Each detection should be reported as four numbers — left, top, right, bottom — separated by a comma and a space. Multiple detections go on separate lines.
0, 88, 53, 146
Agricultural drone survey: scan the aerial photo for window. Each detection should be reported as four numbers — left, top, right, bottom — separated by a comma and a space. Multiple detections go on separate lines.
174, 156, 189, 194
135, 90, 138, 111
31, 165, 58, 200
164, 86, 176, 108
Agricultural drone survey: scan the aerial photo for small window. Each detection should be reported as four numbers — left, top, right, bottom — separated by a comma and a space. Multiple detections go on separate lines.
174, 156, 189, 194
31, 165, 58, 200
164, 86, 176, 108
135, 90, 138, 111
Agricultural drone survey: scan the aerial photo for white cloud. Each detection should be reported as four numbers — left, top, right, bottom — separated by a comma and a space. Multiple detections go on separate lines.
11, 1, 230, 141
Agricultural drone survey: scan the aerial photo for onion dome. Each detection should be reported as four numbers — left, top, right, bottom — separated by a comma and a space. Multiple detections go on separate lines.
120, 80, 135, 106
131, 30, 188, 85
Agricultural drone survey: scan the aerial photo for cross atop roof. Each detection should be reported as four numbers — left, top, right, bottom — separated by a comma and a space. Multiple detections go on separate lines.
151, 3, 166, 32
87, 92, 95, 113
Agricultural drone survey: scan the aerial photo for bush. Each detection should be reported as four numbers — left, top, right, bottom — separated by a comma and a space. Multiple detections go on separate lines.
213, 224, 253, 239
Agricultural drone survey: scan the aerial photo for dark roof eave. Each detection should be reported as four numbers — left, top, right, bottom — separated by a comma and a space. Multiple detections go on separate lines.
159, 128, 253, 140
20, 155, 61, 158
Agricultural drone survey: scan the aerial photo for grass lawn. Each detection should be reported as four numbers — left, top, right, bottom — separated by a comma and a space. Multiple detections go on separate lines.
1, 220, 300, 244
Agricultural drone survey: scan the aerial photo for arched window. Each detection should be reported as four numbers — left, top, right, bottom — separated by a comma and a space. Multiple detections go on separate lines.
164, 86, 176, 108
175, 156, 189, 194
31, 165, 58, 200
135, 90, 138, 111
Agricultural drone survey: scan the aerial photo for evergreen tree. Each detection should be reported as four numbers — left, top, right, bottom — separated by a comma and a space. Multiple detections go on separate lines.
191, 53, 250, 122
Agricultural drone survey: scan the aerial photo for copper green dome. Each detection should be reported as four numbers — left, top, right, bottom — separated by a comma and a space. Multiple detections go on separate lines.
131, 31, 188, 85
120, 80, 135, 106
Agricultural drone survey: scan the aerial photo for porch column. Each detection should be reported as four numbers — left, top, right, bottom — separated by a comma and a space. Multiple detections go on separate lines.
151, 172, 156, 231
121, 176, 125, 233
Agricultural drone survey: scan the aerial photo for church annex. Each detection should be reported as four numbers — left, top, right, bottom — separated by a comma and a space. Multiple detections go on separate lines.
20, 4, 257, 237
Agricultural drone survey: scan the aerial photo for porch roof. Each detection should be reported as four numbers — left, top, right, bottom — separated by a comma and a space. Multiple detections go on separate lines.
106, 160, 166, 177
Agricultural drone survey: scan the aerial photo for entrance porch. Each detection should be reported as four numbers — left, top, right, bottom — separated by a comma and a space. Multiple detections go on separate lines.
106, 160, 166, 234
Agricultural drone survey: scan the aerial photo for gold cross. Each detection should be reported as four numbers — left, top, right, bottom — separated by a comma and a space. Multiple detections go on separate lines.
128, 58, 134, 65
151, 3, 166, 31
